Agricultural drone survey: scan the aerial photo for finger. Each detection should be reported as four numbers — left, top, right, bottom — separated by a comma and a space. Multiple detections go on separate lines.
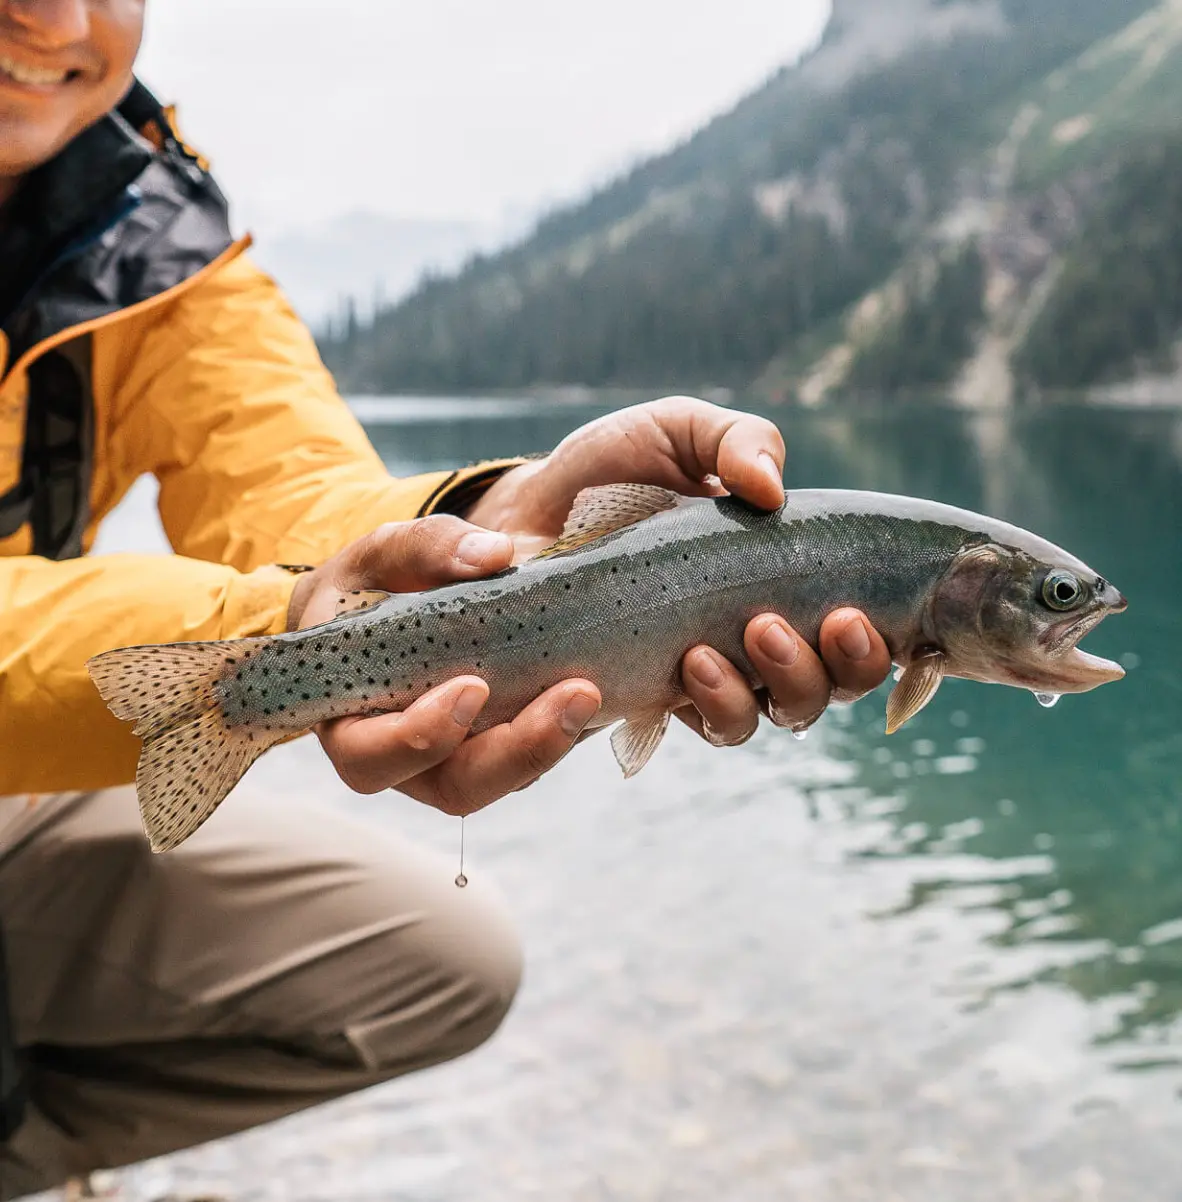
817, 609, 893, 704
341, 515, 514, 595
318, 676, 489, 794
651, 396, 787, 510
526, 399, 786, 536
402, 681, 602, 816
743, 615, 833, 732
678, 646, 761, 747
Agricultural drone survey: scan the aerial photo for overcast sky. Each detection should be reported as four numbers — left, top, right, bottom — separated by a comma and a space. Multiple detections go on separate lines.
135, 1, 831, 239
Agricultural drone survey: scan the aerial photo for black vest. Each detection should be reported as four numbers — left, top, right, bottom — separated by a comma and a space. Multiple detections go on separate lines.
0, 81, 235, 1142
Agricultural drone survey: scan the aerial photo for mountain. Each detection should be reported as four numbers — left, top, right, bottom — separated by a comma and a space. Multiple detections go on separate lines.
319, 0, 1182, 404
249, 212, 512, 329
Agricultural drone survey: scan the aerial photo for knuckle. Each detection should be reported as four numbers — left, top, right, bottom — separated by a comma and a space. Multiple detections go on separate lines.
433, 776, 481, 817
332, 758, 376, 796
522, 739, 556, 779
405, 514, 458, 563
703, 718, 757, 748
769, 677, 831, 727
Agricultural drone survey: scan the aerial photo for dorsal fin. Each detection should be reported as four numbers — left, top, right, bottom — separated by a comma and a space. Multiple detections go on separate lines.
533, 484, 682, 559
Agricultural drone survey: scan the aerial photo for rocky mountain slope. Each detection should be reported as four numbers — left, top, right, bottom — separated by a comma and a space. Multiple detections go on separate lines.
320, 0, 1182, 404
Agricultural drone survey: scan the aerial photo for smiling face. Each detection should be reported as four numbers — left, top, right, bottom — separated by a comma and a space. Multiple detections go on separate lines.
0, 0, 145, 202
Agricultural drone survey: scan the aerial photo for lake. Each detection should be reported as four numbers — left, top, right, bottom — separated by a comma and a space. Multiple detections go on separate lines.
87, 397, 1182, 1202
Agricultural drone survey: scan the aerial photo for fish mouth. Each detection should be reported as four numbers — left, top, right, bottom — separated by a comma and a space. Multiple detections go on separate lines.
1037, 597, 1127, 691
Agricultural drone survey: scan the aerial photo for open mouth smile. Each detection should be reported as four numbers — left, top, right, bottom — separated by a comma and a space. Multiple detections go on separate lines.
0, 53, 78, 90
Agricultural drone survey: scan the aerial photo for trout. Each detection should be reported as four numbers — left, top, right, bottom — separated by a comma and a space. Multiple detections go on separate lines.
88, 485, 1128, 852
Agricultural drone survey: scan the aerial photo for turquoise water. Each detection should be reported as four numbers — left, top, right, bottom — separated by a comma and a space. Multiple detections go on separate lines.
362, 397, 1182, 1062
91, 397, 1182, 1201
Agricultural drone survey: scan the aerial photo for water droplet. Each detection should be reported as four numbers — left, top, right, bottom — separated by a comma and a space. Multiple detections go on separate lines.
455, 873, 468, 889
791, 728, 809, 742
1034, 692, 1061, 709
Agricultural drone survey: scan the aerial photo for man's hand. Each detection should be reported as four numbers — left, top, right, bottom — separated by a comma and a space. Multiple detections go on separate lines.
287, 396, 893, 816
465, 396, 892, 747
288, 516, 602, 816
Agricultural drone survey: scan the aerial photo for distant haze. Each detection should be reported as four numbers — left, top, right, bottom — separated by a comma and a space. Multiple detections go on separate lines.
135, 1, 830, 322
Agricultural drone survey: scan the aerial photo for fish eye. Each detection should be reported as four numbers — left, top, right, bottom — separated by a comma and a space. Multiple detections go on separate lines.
1041, 569, 1084, 612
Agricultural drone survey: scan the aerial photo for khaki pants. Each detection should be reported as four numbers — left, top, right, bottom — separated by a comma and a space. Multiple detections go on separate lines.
0, 788, 523, 1200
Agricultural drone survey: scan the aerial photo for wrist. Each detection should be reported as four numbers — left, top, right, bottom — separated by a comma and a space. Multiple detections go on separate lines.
282, 565, 317, 631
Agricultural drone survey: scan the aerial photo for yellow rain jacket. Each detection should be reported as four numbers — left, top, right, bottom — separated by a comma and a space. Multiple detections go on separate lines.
0, 84, 518, 796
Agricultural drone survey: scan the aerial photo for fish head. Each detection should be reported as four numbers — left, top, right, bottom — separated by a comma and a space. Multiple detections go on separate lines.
926, 541, 1127, 694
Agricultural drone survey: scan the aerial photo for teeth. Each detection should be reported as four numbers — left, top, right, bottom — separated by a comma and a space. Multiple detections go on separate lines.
0, 54, 69, 86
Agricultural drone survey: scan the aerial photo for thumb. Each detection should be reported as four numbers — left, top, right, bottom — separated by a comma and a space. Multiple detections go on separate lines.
294, 515, 514, 629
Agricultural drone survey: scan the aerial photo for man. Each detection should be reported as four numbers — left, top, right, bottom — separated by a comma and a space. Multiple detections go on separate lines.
0, 1, 892, 1197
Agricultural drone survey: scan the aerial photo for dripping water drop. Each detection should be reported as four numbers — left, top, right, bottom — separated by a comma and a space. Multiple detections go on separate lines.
1034, 692, 1061, 709
455, 814, 467, 888
791, 728, 809, 742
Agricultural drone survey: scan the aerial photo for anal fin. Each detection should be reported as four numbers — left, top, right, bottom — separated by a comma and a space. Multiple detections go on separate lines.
610, 708, 672, 778
885, 650, 946, 735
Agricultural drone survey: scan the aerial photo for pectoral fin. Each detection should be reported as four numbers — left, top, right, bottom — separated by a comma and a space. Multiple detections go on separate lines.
885, 650, 946, 735
534, 484, 682, 559
610, 708, 672, 778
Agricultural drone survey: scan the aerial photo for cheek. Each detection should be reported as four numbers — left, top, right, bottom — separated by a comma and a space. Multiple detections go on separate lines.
85, 2, 144, 111
102, 2, 146, 73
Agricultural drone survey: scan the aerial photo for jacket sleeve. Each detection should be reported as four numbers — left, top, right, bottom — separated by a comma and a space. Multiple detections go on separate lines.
1, 254, 522, 797
0, 553, 297, 795
113, 252, 522, 570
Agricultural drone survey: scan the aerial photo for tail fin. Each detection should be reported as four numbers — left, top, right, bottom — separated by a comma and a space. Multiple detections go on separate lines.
88, 639, 282, 853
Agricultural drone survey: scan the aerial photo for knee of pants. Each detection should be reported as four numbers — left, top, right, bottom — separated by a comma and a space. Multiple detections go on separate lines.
340, 876, 525, 1076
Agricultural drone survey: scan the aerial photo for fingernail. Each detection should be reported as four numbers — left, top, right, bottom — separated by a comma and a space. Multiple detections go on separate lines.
758, 622, 799, 666
457, 532, 509, 567
561, 692, 600, 736
688, 649, 725, 689
757, 452, 783, 493
451, 685, 486, 727
836, 617, 871, 661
